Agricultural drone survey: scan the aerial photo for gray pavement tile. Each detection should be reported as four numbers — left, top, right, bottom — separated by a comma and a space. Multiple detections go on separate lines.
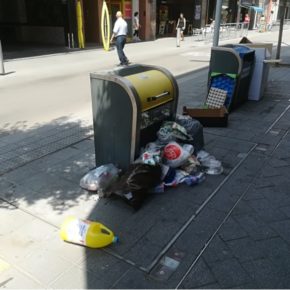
206, 187, 237, 210
262, 164, 281, 177
209, 138, 254, 153
188, 207, 225, 237
210, 258, 252, 288
254, 174, 289, 190
42, 154, 95, 183
2, 164, 40, 184
0, 176, 14, 192
243, 187, 265, 200
27, 146, 81, 170
247, 198, 288, 222
71, 138, 94, 150
226, 237, 267, 263
123, 237, 164, 267
0, 218, 57, 265
142, 218, 185, 248
87, 200, 160, 257
229, 130, 258, 141
49, 264, 94, 289
261, 185, 290, 207
234, 213, 278, 241
0, 206, 35, 236
178, 258, 216, 289
167, 208, 226, 276
231, 199, 254, 216
258, 132, 286, 147
268, 156, 290, 168
86, 184, 217, 268
0, 266, 44, 289
242, 258, 290, 288
256, 237, 290, 260
267, 254, 290, 277
232, 281, 259, 289
16, 246, 73, 286
197, 282, 221, 289
280, 205, 290, 219
77, 250, 133, 289
33, 230, 87, 265
112, 267, 164, 289
202, 235, 232, 265
269, 219, 290, 244
218, 217, 248, 241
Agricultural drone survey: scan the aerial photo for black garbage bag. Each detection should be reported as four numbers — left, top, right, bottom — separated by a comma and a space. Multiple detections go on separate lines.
176, 115, 204, 153
113, 164, 162, 210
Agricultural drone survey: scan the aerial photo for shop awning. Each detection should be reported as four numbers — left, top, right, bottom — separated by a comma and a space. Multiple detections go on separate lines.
241, 5, 264, 13
251, 6, 263, 13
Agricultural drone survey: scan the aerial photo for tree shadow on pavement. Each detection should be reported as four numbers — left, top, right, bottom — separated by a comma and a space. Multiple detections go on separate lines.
0, 117, 97, 226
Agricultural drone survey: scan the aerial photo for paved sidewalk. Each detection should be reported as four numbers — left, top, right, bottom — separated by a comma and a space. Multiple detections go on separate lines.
1, 35, 290, 288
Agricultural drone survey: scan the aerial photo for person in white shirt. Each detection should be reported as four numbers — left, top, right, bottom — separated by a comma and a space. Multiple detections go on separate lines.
110, 11, 129, 66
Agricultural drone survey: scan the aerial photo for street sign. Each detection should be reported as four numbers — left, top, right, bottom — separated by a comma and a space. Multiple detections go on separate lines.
101, 1, 110, 51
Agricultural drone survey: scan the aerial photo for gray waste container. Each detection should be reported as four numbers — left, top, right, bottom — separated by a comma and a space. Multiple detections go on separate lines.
90, 64, 179, 170
209, 44, 255, 111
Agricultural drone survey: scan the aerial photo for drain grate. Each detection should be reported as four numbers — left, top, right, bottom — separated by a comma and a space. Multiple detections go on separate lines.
150, 248, 185, 281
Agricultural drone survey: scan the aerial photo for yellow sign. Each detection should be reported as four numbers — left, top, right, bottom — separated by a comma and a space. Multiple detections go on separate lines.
76, 0, 85, 48
101, 1, 111, 51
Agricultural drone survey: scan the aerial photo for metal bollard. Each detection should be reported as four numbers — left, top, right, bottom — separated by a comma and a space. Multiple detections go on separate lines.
0, 40, 5, 75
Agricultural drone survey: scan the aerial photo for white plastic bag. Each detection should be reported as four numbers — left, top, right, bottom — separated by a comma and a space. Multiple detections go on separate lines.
163, 142, 191, 168
80, 164, 119, 192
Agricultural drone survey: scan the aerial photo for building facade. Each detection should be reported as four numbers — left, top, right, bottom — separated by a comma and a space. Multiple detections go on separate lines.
0, 0, 287, 51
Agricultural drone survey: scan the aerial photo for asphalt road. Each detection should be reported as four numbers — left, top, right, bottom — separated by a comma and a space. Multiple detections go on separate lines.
0, 29, 288, 132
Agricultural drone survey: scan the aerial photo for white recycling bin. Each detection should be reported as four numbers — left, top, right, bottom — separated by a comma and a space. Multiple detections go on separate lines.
244, 43, 272, 101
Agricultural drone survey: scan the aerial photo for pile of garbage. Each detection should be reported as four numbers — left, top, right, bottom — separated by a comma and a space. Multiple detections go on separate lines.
80, 115, 223, 210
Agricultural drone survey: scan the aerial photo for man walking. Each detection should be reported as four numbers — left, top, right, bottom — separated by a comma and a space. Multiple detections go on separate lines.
110, 11, 130, 66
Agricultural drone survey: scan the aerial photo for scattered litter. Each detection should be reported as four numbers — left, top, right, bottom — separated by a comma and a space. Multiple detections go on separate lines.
157, 121, 193, 144
141, 142, 163, 165
80, 164, 119, 195
80, 115, 223, 210
60, 216, 118, 248
197, 150, 223, 175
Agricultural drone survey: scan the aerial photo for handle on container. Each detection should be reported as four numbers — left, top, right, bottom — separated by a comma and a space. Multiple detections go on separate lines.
100, 224, 113, 236
147, 91, 170, 102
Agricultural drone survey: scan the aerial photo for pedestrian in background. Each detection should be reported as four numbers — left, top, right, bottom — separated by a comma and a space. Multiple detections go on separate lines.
110, 11, 130, 66
244, 13, 250, 29
259, 14, 266, 32
133, 11, 141, 41
177, 13, 186, 41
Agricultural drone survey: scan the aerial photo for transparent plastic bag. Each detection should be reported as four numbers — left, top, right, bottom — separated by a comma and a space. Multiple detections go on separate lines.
80, 164, 119, 192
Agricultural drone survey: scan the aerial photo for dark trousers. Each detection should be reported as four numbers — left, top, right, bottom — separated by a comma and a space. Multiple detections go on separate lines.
133, 29, 139, 37
116, 35, 128, 64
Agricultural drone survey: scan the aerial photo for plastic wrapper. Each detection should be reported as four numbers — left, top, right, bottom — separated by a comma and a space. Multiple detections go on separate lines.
157, 121, 193, 144
196, 150, 223, 175
80, 164, 119, 193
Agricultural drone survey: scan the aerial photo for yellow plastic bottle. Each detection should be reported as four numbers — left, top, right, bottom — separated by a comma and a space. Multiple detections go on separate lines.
60, 216, 118, 248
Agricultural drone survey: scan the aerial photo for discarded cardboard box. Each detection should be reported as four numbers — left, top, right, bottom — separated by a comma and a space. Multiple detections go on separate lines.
183, 106, 228, 127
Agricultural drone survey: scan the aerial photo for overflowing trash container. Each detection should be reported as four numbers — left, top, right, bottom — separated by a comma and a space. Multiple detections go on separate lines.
90, 64, 179, 170
209, 44, 255, 111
